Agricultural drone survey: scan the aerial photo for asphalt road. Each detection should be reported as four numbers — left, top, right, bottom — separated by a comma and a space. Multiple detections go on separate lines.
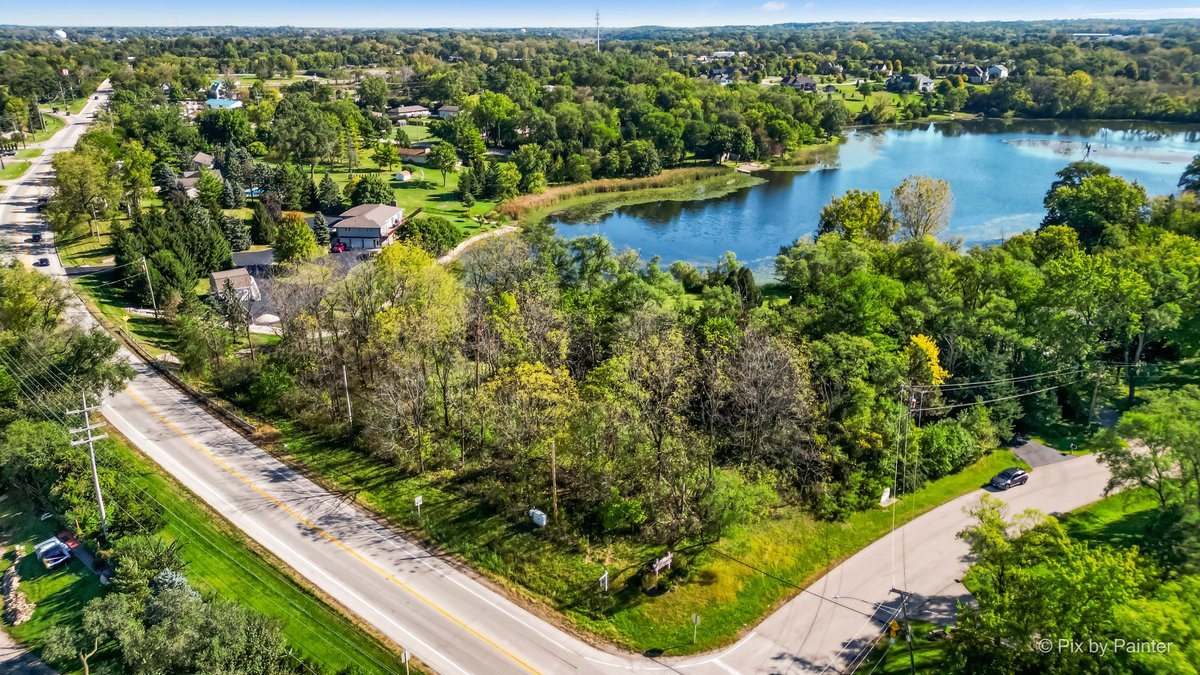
0, 82, 1115, 674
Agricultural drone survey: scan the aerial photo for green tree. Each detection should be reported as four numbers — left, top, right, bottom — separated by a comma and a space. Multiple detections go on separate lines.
1179, 155, 1200, 193
274, 213, 321, 264
119, 140, 155, 213
249, 201, 277, 245
358, 76, 389, 112
372, 142, 400, 172
195, 170, 223, 214
310, 212, 330, 247
429, 142, 459, 187
317, 173, 343, 213
891, 175, 954, 240
817, 189, 897, 241
401, 216, 461, 256
349, 174, 393, 206
1043, 174, 1147, 249
47, 148, 121, 239
493, 162, 521, 200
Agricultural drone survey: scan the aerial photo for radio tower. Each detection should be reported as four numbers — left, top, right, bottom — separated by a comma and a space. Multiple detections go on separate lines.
595, 9, 601, 53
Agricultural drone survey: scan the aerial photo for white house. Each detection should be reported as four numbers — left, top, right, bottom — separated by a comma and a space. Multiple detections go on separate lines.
387, 105, 431, 121
987, 64, 1010, 81
437, 104, 460, 119
711, 51, 736, 58
209, 268, 261, 303
333, 204, 405, 250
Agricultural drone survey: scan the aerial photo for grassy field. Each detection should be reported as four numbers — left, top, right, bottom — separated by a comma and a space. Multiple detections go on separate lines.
28, 115, 66, 144
110, 437, 409, 674
41, 97, 88, 115
500, 166, 764, 227
16, 148, 44, 160
314, 154, 497, 235
0, 161, 32, 181
0, 494, 109, 673
258, 413, 1027, 654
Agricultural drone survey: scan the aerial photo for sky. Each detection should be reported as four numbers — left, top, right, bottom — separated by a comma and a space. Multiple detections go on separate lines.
5, 0, 1200, 28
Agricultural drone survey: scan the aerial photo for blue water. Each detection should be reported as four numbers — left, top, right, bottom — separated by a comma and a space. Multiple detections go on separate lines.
552, 120, 1200, 274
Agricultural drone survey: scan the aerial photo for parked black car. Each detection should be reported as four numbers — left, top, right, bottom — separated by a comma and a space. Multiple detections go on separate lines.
34, 257, 50, 267
990, 467, 1029, 490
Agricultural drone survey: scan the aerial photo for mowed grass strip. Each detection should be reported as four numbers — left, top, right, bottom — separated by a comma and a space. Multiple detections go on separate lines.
262, 415, 1026, 654
111, 438, 411, 675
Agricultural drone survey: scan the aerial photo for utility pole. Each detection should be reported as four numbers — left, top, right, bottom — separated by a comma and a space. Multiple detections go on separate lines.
140, 256, 158, 318
1087, 362, 1104, 429
67, 393, 109, 541
890, 587, 916, 675
341, 362, 353, 424
550, 439, 558, 523
595, 9, 600, 53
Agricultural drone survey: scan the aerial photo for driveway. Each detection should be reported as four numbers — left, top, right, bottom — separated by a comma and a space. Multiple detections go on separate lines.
1011, 437, 1074, 467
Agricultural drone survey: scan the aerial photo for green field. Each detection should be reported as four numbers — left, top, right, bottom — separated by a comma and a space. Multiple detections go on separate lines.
111, 438, 409, 674
0, 495, 108, 673
259, 412, 1027, 654
28, 115, 66, 144
0, 161, 32, 181
17, 148, 44, 160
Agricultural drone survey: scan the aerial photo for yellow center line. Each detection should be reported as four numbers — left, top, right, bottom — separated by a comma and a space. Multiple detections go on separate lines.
122, 388, 540, 675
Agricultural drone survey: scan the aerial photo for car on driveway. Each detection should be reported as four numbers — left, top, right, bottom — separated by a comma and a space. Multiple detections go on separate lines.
30, 233, 42, 243
34, 537, 72, 570
34, 257, 50, 267
990, 467, 1029, 490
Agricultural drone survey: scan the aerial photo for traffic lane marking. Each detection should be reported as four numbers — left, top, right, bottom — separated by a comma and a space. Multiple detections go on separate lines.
121, 387, 540, 674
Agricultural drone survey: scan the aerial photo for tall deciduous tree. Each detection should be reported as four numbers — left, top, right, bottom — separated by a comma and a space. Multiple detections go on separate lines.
274, 213, 320, 264
891, 174, 954, 240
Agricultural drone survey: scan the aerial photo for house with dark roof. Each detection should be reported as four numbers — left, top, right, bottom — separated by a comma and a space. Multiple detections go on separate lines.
963, 65, 988, 85
887, 73, 935, 93
333, 204, 405, 250
781, 75, 817, 92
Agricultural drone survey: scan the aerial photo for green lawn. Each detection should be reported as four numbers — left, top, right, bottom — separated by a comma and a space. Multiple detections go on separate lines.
111, 438, 409, 674
56, 220, 114, 269
28, 115, 66, 144
0, 161, 32, 181
42, 97, 88, 115
260, 414, 1027, 654
17, 148, 44, 160
0, 493, 110, 674
315, 158, 496, 235
858, 621, 948, 673
1062, 487, 1159, 550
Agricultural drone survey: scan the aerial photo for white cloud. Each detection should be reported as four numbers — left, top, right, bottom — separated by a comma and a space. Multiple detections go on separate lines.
761, 1, 788, 10
802, 1, 815, 7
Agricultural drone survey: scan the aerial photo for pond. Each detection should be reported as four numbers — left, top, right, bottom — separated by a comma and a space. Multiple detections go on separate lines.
550, 120, 1200, 275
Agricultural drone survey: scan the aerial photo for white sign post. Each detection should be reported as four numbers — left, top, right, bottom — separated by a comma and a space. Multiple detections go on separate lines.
401, 649, 410, 675
414, 495, 423, 518
599, 569, 609, 593
692, 613, 701, 644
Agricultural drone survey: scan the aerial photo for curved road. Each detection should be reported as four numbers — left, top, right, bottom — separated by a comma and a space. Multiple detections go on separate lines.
0, 82, 1113, 674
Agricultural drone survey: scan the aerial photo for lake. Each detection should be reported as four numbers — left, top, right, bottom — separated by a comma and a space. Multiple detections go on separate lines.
551, 120, 1200, 275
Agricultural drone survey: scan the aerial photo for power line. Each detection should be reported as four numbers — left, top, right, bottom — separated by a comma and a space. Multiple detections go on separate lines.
910, 379, 1085, 414
908, 365, 1087, 391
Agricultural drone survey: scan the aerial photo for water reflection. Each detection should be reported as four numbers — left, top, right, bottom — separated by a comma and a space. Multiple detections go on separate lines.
552, 120, 1200, 276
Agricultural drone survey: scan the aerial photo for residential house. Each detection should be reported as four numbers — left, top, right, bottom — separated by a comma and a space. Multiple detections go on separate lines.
437, 104, 460, 119
178, 168, 223, 199
192, 152, 215, 169
205, 98, 242, 110
711, 50, 736, 59
888, 73, 935, 93
707, 68, 734, 85
333, 204, 405, 250
387, 105, 431, 121
818, 61, 844, 76
781, 75, 818, 92
209, 268, 261, 303
822, 84, 839, 94
871, 63, 893, 77
397, 147, 431, 164
963, 65, 988, 85
208, 80, 229, 100
987, 64, 1010, 80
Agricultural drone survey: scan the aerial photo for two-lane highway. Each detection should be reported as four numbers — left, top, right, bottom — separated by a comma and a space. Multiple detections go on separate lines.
0, 81, 1114, 674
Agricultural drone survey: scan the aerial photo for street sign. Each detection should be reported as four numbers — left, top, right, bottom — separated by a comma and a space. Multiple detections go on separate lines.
598, 569, 609, 592
414, 495, 423, 517
401, 650, 410, 675
692, 613, 700, 643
